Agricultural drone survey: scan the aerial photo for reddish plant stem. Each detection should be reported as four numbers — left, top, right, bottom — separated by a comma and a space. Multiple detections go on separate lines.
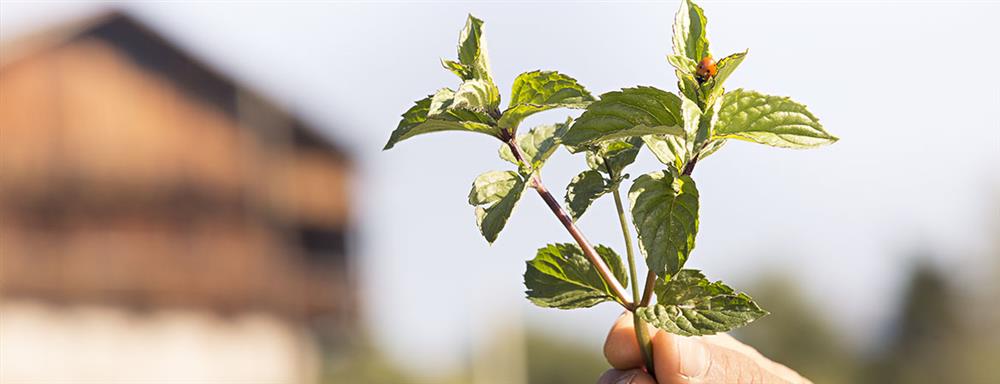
505, 137, 633, 309
640, 270, 656, 307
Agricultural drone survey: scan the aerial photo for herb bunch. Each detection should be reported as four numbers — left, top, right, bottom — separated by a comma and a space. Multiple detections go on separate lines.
384, 0, 837, 374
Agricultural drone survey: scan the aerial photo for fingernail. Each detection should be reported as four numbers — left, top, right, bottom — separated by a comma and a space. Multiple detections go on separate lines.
675, 336, 711, 379
615, 371, 638, 384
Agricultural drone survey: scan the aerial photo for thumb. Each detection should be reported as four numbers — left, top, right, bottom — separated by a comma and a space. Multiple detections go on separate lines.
652, 332, 812, 384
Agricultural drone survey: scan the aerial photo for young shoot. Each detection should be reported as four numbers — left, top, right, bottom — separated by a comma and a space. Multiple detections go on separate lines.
384, 0, 837, 376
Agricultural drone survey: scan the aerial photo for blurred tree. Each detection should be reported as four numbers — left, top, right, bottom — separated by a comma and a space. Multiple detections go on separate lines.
862, 263, 960, 383
734, 274, 858, 384
953, 199, 1000, 383
323, 327, 609, 384
522, 329, 608, 384
857, 256, 1000, 383
323, 338, 466, 384
861, 194, 1000, 383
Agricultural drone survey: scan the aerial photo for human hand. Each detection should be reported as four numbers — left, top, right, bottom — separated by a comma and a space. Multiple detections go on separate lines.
598, 313, 811, 384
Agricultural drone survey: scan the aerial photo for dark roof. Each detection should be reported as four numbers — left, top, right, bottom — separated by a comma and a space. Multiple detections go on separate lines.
5, 11, 347, 158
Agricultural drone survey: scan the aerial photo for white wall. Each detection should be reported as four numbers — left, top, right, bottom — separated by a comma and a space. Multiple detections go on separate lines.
0, 300, 320, 383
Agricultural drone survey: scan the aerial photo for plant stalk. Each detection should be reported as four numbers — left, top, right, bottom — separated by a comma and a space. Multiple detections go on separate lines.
611, 185, 656, 376
611, 188, 641, 310
640, 270, 656, 306
505, 138, 633, 309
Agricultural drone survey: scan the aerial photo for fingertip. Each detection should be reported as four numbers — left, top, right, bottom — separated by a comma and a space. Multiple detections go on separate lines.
604, 313, 644, 370
652, 332, 720, 384
631, 371, 658, 384
654, 332, 795, 384
651, 330, 683, 384
597, 369, 657, 384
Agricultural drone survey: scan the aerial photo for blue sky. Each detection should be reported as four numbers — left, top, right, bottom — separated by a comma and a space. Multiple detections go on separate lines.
3, 0, 999, 377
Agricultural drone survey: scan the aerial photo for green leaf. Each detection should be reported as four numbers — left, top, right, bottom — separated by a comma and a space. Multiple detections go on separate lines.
524, 243, 628, 309
469, 170, 519, 205
427, 88, 497, 124
384, 90, 501, 150
563, 87, 685, 148
677, 71, 701, 104
681, 97, 703, 141
642, 135, 687, 174
698, 138, 727, 159
428, 87, 457, 116
640, 98, 701, 174
454, 79, 501, 112
715, 51, 746, 82
458, 15, 495, 83
585, 137, 643, 178
702, 50, 747, 103
441, 59, 472, 80
667, 55, 698, 75
499, 118, 570, 170
714, 89, 837, 148
603, 138, 642, 176
498, 71, 595, 131
453, 15, 501, 110
698, 51, 747, 107
565, 170, 613, 221
629, 171, 699, 278
646, 96, 724, 172
469, 171, 528, 243
673, 0, 710, 62
571, 138, 641, 219
671, 0, 713, 104
654, 270, 733, 304
637, 270, 767, 336
692, 95, 721, 149
385, 96, 434, 150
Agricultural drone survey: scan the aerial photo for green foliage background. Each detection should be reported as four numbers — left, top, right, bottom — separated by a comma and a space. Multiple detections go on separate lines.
325, 247, 1000, 383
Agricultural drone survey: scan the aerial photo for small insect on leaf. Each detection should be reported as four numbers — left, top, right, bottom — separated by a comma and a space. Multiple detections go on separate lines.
695, 55, 718, 83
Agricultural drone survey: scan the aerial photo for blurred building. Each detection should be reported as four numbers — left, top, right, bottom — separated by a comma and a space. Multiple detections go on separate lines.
0, 12, 354, 383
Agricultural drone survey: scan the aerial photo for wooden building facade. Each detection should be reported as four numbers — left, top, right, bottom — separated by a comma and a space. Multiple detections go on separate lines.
0, 13, 354, 382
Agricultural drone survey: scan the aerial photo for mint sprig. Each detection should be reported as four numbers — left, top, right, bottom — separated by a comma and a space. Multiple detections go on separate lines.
384, 1, 837, 375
